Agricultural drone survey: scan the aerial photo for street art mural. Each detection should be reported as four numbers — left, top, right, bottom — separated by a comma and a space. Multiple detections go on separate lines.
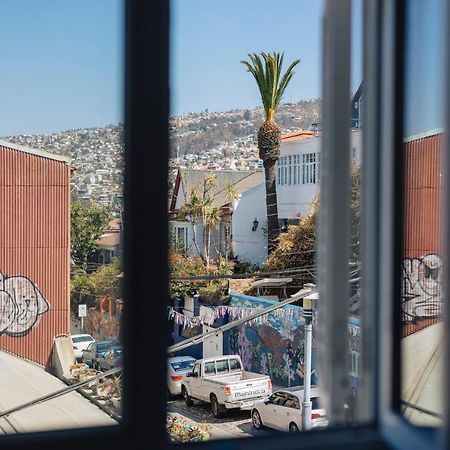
228, 293, 361, 389
401, 254, 442, 323
0, 273, 50, 337
227, 293, 317, 388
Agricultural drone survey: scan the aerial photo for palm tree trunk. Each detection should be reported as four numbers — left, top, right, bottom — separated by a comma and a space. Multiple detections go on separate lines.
264, 163, 279, 254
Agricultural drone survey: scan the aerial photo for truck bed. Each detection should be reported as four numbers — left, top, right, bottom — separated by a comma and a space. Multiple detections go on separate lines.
204, 371, 268, 386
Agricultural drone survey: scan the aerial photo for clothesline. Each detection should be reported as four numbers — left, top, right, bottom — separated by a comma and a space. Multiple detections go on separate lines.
168, 304, 302, 329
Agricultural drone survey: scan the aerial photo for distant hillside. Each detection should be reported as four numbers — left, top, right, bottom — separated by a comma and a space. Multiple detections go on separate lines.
169, 98, 321, 157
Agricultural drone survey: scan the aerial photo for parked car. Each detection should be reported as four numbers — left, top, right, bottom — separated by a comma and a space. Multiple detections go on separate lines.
70, 334, 95, 361
181, 355, 272, 418
167, 356, 196, 396
251, 387, 328, 432
96, 345, 123, 371
81, 340, 119, 368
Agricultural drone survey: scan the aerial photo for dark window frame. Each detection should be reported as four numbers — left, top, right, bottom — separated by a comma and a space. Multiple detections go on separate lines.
1, 0, 448, 449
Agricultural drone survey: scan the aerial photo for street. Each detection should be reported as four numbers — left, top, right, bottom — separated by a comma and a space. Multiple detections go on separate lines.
167, 395, 275, 440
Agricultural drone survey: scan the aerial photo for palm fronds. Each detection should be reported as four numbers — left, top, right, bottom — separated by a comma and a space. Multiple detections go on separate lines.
241, 52, 300, 120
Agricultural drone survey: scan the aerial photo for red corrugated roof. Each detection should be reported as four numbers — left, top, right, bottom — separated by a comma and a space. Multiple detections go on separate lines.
281, 130, 316, 142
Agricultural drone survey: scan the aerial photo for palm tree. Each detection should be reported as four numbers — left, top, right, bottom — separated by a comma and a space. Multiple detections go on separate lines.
241, 52, 300, 253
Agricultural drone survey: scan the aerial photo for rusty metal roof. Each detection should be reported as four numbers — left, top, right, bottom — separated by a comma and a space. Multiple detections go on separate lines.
0, 139, 71, 164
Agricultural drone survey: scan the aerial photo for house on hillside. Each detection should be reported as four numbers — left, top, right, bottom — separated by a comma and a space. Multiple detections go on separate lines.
91, 218, 122, 265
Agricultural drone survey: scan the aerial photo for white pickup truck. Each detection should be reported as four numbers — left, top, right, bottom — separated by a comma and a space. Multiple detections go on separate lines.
181, 355, 272, 417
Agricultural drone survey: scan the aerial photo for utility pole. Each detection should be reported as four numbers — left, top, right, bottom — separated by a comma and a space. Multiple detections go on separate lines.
302, 284, 317, 431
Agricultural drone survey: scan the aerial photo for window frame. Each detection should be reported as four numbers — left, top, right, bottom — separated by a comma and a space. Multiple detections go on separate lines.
302, 152, 318, 184
1, 0, 447, 449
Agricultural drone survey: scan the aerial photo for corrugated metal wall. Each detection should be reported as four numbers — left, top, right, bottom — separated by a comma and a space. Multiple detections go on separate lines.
0, 144, 70, 365
402, 132, 443, 337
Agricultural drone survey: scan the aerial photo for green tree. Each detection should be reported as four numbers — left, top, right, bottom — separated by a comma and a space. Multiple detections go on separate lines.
70, 258, 122, 318
179, 174, 238, 268
71, 201, 110, 269
241, 52, 300, 253
266, 163, 361, 273
90, 257, 122, 298
70, 268, 96, 317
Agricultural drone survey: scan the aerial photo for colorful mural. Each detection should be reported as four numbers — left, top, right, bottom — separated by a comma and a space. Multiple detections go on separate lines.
227, 292, 361, 389
227, 293, 317, 388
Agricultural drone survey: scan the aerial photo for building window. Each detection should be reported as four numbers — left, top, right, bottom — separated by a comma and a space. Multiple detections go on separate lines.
302, 152, 318, 184
293, 154, 300, 184
278, 156, 289, 186
287, 155, 292, 185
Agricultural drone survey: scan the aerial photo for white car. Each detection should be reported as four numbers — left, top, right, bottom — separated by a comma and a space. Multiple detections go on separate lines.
167, 356, 196, 396
251, 387, 328, 432
70, 334, 95, 361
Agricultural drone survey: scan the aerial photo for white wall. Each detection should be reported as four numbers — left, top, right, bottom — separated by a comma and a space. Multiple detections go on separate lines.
277, 130, 362, 219
232, 183, 267, 266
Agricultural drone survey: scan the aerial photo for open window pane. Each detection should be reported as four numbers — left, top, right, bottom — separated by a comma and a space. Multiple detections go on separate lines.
166, 0, 374, 443
0, 0, 124, 434
400, 0, 445, 426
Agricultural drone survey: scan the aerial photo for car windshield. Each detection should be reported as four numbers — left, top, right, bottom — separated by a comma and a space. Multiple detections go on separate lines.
72, 336, 94, 343
170, 360, 195, 372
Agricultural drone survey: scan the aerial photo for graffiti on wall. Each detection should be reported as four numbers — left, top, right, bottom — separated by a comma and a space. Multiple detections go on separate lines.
0, 273, 50, 337
228, 294, 315, 388
228, 293, 362, 389
401, 254, 442, 322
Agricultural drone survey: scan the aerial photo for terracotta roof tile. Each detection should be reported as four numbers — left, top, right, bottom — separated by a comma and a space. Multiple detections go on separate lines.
281, 130, 317, 142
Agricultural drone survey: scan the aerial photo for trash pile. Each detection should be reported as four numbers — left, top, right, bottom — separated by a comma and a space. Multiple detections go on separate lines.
166, 415, 210, 442
69, 363, 99, 385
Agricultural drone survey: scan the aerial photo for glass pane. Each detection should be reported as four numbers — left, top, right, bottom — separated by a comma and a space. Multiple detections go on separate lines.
167, 0, 363, 443
216, 360, 229, 373
0, 0, 124, 434
401, 0, 445, 426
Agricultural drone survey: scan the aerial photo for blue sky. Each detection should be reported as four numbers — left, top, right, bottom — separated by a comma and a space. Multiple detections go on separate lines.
404, 0, 445, 136
0, 0, 442, 137
171, 0, 362, 116
0, 0, 124, 136
0, 0, 364, 135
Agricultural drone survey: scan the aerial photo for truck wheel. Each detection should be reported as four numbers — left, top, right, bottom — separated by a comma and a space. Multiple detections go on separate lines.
289, 422, 299, 432
210, 394, 224, 418
182, 386, 193, 406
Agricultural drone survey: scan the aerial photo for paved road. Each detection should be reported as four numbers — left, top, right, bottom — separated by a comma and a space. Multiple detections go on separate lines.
167, 396, 275, 439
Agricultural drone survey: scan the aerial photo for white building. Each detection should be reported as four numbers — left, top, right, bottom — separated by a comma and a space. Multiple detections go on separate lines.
168, 129, 362, 267
231, 182, 267, 266
276, 129, 362, 221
